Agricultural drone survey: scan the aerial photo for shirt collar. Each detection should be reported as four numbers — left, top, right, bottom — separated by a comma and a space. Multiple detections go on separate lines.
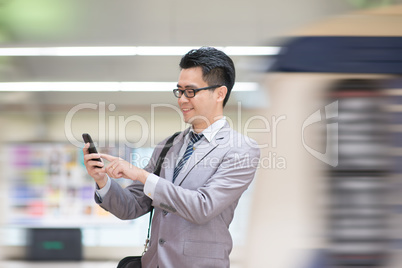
190, 116, 227, 142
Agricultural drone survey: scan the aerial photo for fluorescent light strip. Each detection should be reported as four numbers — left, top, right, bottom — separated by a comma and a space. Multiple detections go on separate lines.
0, 82, 258, 92
0, 46, 280, 56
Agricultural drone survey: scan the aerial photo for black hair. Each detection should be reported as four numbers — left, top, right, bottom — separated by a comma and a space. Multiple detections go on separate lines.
179, 47, 235, 107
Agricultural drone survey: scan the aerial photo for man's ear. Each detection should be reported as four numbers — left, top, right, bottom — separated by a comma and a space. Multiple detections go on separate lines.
216, 86, 227, 103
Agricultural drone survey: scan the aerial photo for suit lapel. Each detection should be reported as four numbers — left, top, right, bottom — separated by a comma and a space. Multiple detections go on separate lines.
164, 129, 187, 182
174, 123, 231, 186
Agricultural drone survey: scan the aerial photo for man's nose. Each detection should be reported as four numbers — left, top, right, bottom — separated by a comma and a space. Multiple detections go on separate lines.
178, 93, 189, 103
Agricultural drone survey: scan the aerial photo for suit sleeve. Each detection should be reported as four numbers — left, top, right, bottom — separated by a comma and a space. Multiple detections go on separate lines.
94, 139, 165, 220
152, 138, 260, 225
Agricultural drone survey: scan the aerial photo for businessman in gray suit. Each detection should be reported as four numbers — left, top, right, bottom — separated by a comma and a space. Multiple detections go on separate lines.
83, 47, 260, 267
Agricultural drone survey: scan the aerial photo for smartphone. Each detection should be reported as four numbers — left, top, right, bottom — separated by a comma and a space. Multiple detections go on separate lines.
82, 133, 102, 162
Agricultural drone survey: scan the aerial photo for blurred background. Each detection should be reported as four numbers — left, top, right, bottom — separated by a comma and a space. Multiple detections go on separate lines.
1, 0, 402, 267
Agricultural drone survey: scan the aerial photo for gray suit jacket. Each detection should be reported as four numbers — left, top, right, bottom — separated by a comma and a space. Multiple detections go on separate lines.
96, 123, 260, 268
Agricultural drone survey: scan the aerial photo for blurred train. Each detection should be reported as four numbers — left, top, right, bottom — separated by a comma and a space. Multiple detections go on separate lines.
245, 4, 402, 268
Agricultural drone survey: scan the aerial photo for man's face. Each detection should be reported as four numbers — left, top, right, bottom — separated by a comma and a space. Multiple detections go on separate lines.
176, 67, 223, 130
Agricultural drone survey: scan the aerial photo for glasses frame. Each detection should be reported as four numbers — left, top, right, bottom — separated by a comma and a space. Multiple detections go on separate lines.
173, 85, 222, 98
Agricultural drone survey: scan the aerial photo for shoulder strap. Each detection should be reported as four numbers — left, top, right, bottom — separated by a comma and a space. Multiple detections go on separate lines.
153, 131, 181, 176
143, 131, 181, 255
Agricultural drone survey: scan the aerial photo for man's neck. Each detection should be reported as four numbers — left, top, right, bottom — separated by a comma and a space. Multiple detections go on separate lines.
192, 115, 224, 133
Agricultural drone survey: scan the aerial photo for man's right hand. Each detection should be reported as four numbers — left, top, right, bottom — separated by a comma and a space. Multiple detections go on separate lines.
83, 143, 108, 188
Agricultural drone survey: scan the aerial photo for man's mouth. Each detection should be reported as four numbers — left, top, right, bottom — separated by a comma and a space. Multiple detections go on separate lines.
182, 108, 193, 113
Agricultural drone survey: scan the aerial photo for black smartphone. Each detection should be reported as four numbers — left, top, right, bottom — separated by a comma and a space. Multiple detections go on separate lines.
82, 133, 102, 162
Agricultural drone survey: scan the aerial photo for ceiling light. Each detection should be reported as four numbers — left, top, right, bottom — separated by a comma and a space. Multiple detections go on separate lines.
0, 82, 259, 92
0, 46, 280, 56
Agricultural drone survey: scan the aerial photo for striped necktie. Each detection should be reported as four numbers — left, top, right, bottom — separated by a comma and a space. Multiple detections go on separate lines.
173, 132, 203, 183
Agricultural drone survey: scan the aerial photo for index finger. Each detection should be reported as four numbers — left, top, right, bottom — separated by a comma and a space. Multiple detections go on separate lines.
100, 153, 118, 162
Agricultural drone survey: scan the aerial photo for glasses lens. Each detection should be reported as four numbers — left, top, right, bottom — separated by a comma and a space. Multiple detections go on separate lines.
185, 89, 195, 98
173, 89, 181, 98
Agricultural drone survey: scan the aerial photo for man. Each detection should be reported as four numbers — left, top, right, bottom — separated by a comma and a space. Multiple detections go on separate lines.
83, 47, 260, 267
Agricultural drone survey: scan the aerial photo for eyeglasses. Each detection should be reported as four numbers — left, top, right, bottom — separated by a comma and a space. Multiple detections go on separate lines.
173, 85, 222, 98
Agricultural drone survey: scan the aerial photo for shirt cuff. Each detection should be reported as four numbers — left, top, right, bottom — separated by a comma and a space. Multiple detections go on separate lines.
95, 176, 112, 202
143, 173, 159, 200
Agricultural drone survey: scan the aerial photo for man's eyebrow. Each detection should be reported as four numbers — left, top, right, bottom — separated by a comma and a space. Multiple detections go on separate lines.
177, 84, 197, 89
